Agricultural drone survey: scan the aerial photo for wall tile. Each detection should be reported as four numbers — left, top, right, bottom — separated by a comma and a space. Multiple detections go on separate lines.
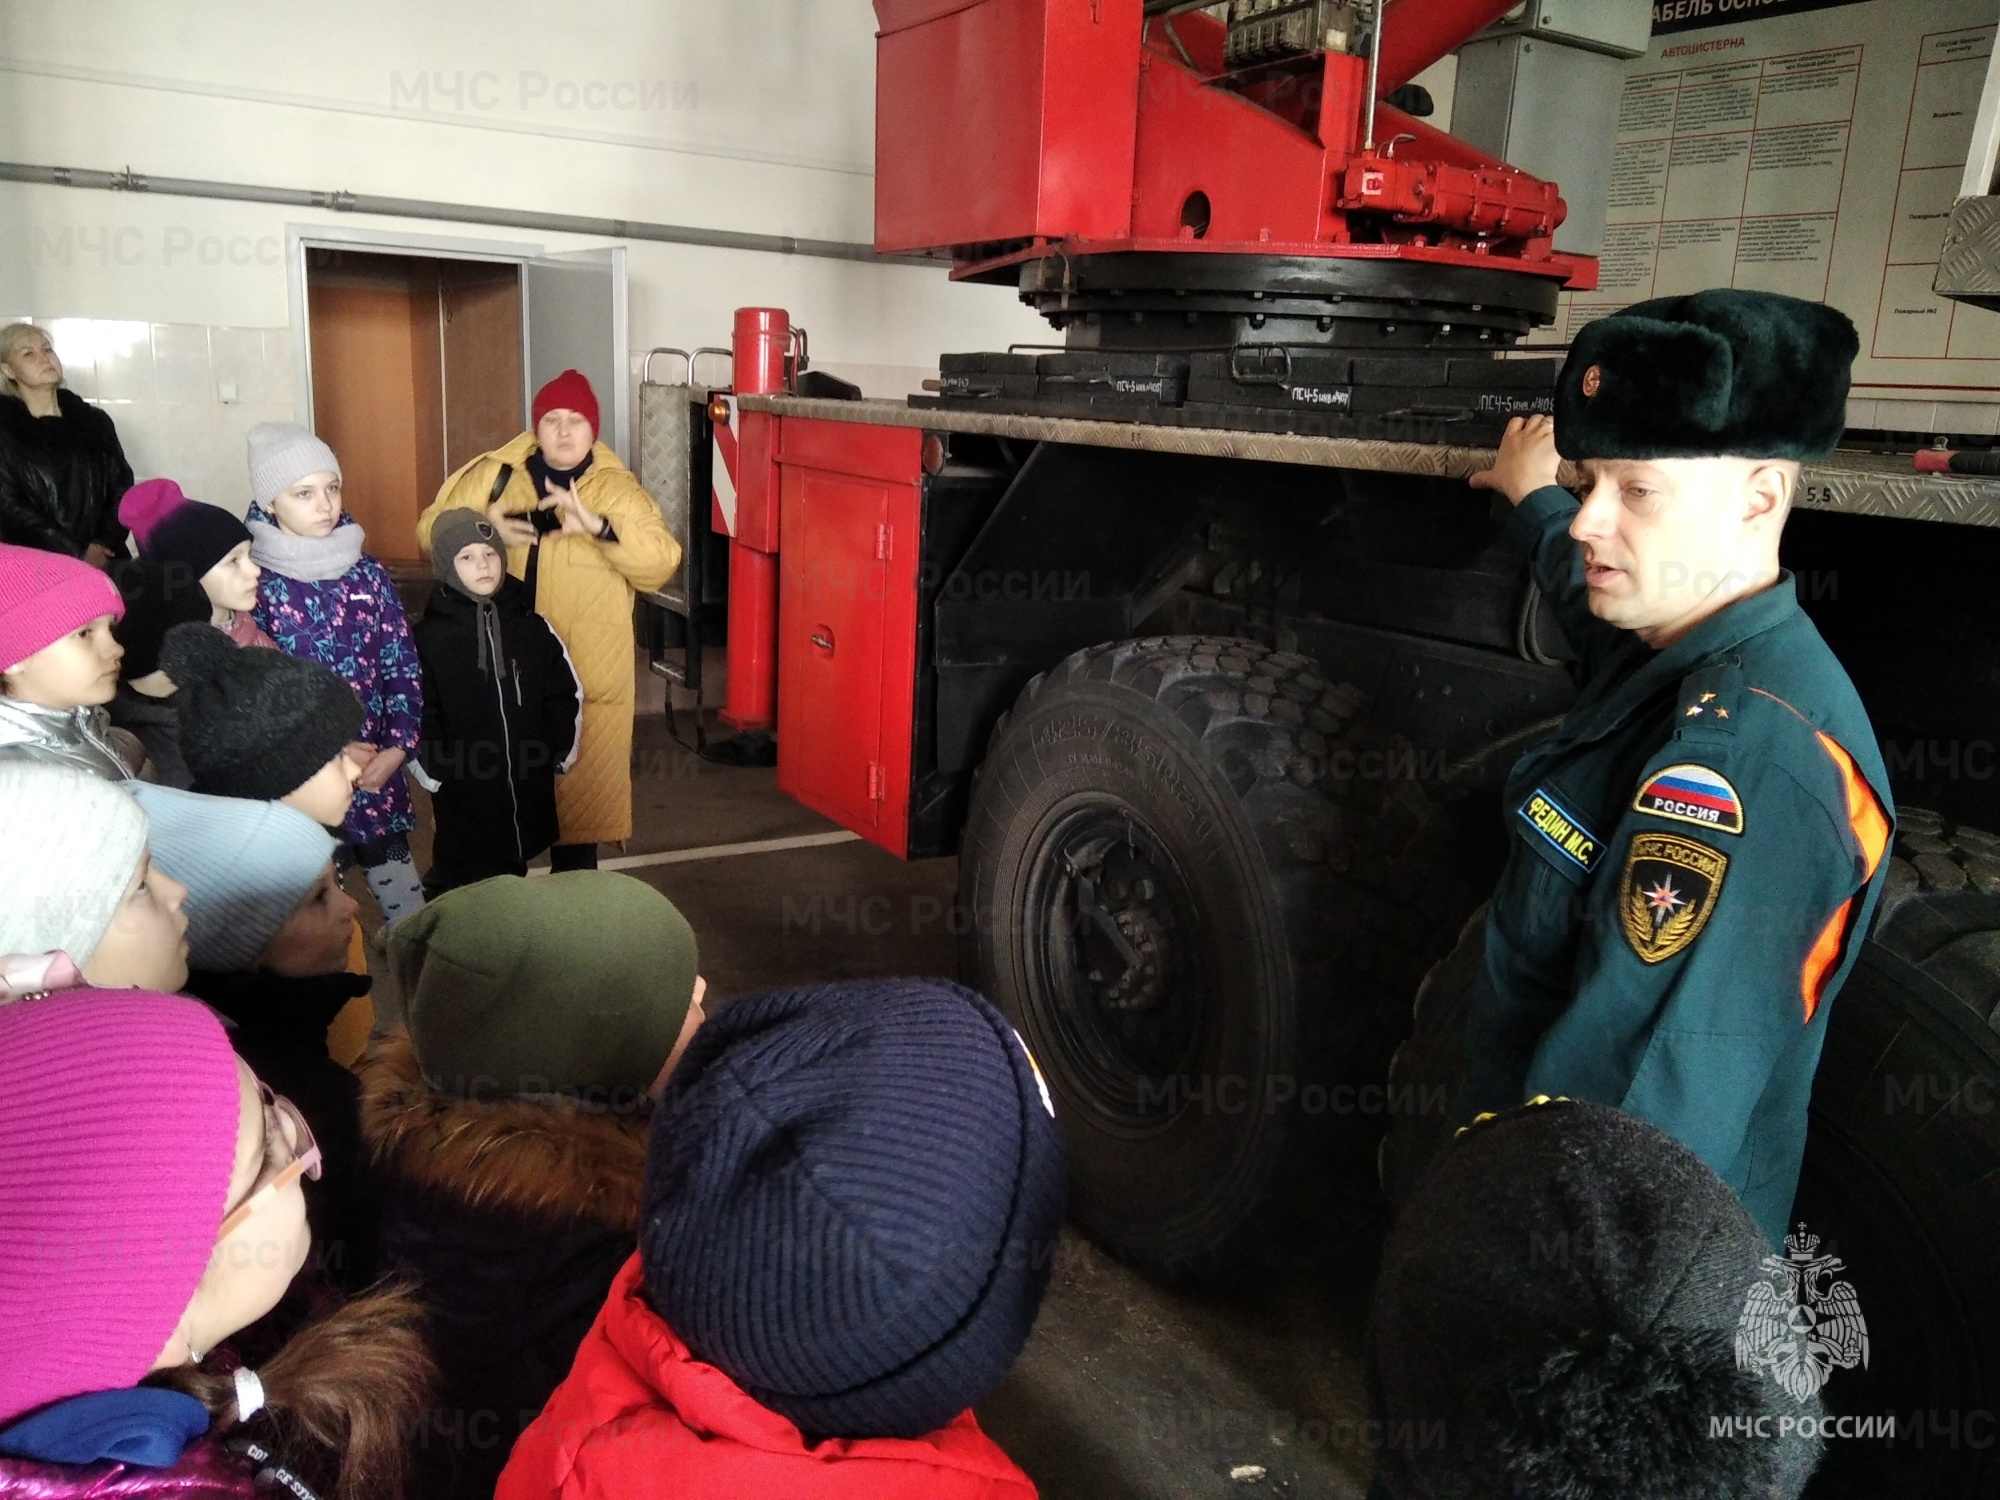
263, 328, 296, 407
94, 321, 156, 402
211, 327, 269, 405
152, 324, 211, 404
44, 317, 98, 399
131, 402, 220, 496
214, 402, 296, 514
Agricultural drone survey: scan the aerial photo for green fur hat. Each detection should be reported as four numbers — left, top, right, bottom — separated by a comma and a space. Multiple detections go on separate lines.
1555, 289, 1857, 463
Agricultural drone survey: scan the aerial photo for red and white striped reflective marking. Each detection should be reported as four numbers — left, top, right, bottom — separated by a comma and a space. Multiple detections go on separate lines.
711, 393, 739, 537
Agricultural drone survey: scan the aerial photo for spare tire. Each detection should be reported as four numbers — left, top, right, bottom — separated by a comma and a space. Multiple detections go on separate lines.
958, 635, 1470, 1280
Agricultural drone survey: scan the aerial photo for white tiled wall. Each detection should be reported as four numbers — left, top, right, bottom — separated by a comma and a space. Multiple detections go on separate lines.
4, 317, 296, 519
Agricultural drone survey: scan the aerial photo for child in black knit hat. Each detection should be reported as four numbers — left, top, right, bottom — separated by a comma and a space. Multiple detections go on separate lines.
498, 977, 1068, 1500
410, 509, 581, 895
108, 477, 278, 786
159, 620, 366, 830
1367, 1099, 1823, 1500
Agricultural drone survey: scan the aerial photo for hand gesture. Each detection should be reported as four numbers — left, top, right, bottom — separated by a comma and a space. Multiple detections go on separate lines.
485, 499, 538, 549
1468, 415, 1561, 507
542, 477, 607, 540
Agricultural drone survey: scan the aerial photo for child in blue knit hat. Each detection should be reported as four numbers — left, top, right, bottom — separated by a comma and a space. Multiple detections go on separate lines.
499, 977, 1068, 1500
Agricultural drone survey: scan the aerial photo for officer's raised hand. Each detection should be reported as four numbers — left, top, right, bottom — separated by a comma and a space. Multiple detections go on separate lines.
1469, 414, 1560, 507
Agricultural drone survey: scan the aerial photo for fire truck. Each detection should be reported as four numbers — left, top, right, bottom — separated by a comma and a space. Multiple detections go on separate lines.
637, 4, 2000, 1491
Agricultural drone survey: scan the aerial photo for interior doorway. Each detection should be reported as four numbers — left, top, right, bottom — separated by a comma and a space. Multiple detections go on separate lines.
303, 248, 524, 563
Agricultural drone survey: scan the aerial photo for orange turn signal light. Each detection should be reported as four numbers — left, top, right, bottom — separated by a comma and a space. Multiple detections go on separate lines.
707, 394, 730, 426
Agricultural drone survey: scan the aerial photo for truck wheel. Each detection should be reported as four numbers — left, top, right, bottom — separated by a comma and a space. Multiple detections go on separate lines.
1794, 831, 2000, 1499
958, 635, 1469, 1279
1378, 904, 1487, 1211
1374, 821, 2000, 1498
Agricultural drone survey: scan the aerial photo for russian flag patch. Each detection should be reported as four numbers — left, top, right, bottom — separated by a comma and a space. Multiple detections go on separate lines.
1633, 763, 1744, 835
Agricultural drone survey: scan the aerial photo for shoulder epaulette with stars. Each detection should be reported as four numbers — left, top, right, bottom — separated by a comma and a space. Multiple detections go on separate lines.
1674, 658, 1742, 744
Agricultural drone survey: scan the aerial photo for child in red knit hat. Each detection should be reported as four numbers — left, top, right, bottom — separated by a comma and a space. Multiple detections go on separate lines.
0, 540, 137, 778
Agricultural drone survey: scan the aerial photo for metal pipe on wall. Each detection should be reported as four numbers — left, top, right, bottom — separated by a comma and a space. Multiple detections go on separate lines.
0, 160, 926, 267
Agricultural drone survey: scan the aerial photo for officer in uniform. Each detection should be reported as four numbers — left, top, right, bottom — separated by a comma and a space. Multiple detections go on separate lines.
1458, 289, 1895, 1249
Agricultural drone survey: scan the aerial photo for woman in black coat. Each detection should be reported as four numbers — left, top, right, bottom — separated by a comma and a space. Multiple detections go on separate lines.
0, 324, 133, 561
412, 510, 582, 895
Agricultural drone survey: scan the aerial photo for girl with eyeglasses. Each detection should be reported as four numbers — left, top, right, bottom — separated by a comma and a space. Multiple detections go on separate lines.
0, 991, 431, 1499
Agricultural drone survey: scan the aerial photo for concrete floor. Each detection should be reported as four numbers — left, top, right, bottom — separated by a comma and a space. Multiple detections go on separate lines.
362, 706, 1383, 1499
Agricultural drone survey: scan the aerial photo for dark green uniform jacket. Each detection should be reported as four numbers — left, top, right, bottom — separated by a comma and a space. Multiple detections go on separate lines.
1461, 486, 1894, 1247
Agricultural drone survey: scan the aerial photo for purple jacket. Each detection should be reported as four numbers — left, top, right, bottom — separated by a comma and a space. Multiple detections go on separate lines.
0, 1442, 256, 1497
247, 508, 420, 849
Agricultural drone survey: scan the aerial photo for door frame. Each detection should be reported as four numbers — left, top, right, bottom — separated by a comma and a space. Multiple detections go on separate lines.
285, 224, 544, 440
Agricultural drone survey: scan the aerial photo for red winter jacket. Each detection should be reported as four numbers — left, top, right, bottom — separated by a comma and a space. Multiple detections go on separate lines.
497, 1254, 1039, 1500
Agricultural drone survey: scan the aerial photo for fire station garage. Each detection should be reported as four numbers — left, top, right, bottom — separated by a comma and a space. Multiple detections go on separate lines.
5, 2, 2000, 1497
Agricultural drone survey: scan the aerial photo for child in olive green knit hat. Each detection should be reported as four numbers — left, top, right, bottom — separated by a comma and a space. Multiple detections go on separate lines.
358, 870, 703, 1500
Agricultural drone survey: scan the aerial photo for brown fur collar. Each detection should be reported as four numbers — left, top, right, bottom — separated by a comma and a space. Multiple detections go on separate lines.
357, 1030, 649, 1232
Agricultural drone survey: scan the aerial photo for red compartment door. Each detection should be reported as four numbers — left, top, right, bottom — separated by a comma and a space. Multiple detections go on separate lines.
775, 420, 922, 855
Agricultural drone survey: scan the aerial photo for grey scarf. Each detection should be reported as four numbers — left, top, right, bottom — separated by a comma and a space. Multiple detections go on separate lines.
248, 518, 366, 582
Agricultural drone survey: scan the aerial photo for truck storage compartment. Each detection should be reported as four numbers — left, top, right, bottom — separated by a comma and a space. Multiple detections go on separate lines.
774, 418, 926, 855
873, 0, 1143, 253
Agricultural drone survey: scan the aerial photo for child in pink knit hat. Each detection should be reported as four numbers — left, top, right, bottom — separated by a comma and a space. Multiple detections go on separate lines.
0, 991, 432, 1497
0, 540, 135, 778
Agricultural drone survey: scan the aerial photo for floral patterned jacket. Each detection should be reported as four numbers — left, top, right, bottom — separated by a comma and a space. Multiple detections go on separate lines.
248, 507, 421, 848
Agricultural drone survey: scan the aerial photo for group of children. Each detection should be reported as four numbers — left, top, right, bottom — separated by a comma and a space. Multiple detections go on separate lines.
1, 399, 592, 915
0, 770, 1069, 1498
0, 395, 1830, 1497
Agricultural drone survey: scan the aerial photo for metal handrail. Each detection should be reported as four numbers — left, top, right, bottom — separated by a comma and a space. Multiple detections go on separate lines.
691, 346, 733, 386
641, 347, 691, 385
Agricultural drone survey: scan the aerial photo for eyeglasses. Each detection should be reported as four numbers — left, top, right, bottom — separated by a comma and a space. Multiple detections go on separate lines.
217, 1082, 322, 1240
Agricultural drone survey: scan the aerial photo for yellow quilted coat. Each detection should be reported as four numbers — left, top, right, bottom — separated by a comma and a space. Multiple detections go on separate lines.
417, 433, 678, 845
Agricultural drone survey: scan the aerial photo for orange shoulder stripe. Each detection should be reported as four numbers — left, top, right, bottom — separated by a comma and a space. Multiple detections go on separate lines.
1746, 689, 1891, 1020
1799, 733, 1890, 1021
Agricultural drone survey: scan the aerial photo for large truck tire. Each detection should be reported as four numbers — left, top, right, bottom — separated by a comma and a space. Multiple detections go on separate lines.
1795, 806, 2000, 1499
958, 635, 1471, 1280
1377, 809, 2000, 1498
1378, 903, 1487, 1211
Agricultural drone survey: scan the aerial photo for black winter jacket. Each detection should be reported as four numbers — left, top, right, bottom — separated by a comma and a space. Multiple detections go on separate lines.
0, 389, 133, 555
183, 968, 382, 1293
358, 1031, 647, 1500
412, 575, 581, 890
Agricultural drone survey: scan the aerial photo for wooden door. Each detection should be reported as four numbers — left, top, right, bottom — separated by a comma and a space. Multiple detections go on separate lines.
440, 261, 525, 472
304, 251, 445, 563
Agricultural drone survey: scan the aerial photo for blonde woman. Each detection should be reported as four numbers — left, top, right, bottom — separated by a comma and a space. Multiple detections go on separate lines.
0, 323, 134, 563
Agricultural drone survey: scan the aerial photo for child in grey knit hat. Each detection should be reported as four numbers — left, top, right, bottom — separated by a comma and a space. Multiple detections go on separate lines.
243, 422, 427, 925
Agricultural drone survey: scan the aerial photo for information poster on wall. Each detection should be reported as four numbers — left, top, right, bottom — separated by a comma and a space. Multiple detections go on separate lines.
1534, 0, 2000, 414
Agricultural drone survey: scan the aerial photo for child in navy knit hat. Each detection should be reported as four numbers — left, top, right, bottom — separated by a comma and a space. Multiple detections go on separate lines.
499, 977, 1068, 1500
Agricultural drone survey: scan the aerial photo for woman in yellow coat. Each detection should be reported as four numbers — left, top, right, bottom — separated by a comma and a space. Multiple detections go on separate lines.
416, 370, 677, 868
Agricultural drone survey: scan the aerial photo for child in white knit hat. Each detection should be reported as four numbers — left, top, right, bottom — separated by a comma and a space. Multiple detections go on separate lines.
0, 762, 189, 998
244, 422, 426, 925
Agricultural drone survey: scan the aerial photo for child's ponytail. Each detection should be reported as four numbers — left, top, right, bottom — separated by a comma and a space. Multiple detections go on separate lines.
151, 1283, 432, 1500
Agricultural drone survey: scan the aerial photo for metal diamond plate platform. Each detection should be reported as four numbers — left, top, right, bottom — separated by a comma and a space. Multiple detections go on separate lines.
739, 395, 2000, 528
635, 380, 705, 612
1936, 195, 2000, 312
